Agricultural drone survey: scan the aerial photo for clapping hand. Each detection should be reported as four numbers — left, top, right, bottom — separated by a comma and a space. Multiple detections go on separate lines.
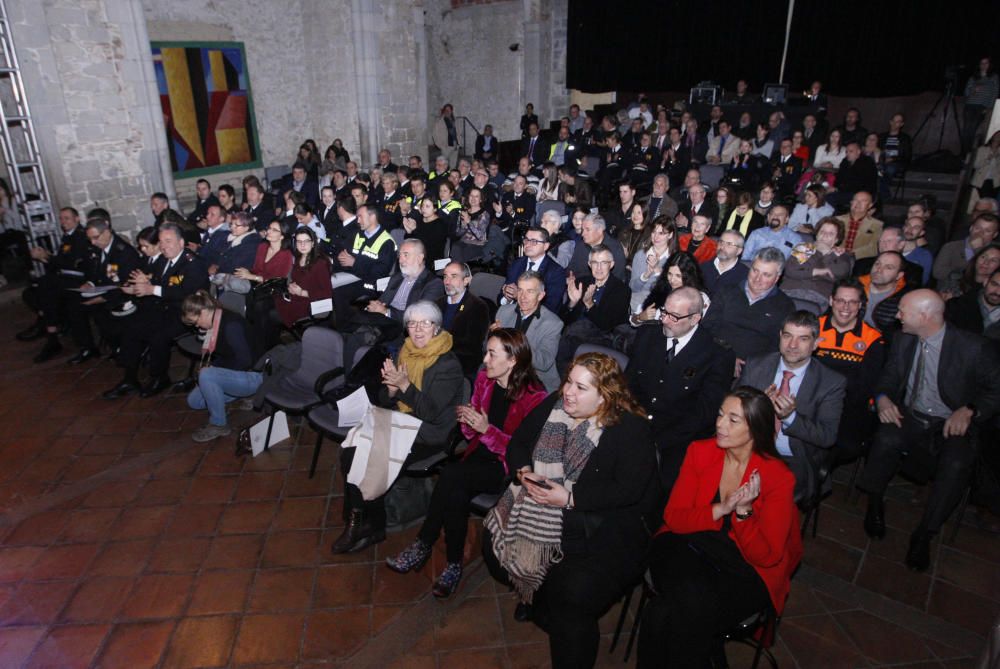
456, 404, 489, 433
381, 358, 410, 394
720, 470, 761, 517
565, 272, 583, 306
764, 383, 797, 420
581, 283, 597, 309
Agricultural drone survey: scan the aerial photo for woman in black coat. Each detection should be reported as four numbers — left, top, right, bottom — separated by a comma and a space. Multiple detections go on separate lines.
483, 351, 658, 669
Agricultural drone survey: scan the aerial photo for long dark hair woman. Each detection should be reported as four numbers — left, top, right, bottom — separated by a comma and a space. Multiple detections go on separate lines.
273, 226, 332, 329
483, 352, 658, 669
386, 328, 548, 598
637, 387, 802, 668
633, 251, 707, 324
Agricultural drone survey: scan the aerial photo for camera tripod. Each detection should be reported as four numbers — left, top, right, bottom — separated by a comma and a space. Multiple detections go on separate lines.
912, 75, 962, 153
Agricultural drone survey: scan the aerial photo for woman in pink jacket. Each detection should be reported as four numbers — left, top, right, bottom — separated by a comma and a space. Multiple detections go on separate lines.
385, 328, 548, 598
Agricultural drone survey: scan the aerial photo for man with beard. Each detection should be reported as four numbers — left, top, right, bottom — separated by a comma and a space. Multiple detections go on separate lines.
741, 205, 802, 260
436, 262, 490, 377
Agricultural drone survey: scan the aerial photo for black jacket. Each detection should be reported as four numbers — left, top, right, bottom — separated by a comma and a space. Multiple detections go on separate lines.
702, 283, 796, 360
437, 291, 491, 377
505, 393, 659, 556
626, 325, 735, 452
84, 233, 141, 286
945, 290, 1000, 345
378, 268, 445, 321
211, 311, 255, 371
562, 274, 631, 334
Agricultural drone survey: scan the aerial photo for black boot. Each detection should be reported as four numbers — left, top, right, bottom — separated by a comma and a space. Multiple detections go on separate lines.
140, 375, 172, 398
68, 348, 100, 365
103, 371, 141, 400
905, 530, 933, 572
33, 335, 62, 363
330, 509, 385, 554
864, 495, 886, 539
16, 318, 45, 342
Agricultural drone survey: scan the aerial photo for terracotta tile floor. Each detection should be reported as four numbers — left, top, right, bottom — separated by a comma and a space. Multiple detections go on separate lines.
0, 297, 995, 668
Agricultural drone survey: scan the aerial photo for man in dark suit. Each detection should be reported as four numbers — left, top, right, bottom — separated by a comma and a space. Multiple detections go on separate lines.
57, 212, 142, 364
437, 262, 490, 377
500, 226, 566, 313
520, 121, 550, 169
627, 287, 735, 492
475, 125, 499, 162
318, 186, 341, 240
245, 182, 275, 233
676, 183, 718, 233
196, 204, 230, 269
770, 139, 803, 198
376, 148, 397, 176
858, 290, 1000, 571
945, 268, 1000, 345
557, 244, 631, 375
738, 310, 847, 504
186, 179, 221, 226
103, 223, 209, 399
282, 163, 319, 209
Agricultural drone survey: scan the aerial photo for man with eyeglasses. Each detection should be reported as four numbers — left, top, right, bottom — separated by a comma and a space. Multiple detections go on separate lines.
738, 310, 846, 504
500, 226, 566, 313
815, 278, 887, 468
557, 244, 631, 375
626, 287, 734, 492
700, 229, 749, 297
493, 270, 563, 391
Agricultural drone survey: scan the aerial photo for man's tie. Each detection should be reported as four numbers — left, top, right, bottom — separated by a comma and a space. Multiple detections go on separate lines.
907, 340, 927, 409
529, 137, 536, 157
527, 260, 535, 273
775, 370, 795, 434
665, 338, 678, 364
161, 258, 175, 281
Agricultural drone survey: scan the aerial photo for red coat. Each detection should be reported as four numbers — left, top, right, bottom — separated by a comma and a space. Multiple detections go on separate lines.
659, 438, 802, 614
679, 234, 718, 264
461, 369, 548, 474
274, 256, 332, 327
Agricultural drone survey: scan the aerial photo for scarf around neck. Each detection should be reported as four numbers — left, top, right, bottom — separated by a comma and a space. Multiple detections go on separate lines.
395, 330, 453, 413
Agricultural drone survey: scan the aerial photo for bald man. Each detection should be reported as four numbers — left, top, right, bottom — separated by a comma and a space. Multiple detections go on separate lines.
858, 289, 1000, 571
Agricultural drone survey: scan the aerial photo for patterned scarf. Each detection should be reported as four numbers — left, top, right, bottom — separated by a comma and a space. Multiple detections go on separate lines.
484, 399, 603, 602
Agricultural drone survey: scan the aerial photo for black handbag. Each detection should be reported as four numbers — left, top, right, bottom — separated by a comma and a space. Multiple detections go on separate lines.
251, 276, 287, 301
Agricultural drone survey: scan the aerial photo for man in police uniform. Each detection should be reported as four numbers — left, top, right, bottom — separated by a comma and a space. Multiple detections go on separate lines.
496, 174, 535, 240
375, 173, 404, 231
814, 278, 886, 468
332, 204, 397, 325
62, 211, 142, 364
102, 222, 209, 399
16, 207, 91, 362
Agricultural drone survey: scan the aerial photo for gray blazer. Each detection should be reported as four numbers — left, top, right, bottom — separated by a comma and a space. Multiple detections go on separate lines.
738, 351, 846, 503
496, 302, 564, 392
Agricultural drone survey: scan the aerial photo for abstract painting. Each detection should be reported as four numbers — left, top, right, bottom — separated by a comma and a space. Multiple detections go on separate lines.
151, 41, 262, 177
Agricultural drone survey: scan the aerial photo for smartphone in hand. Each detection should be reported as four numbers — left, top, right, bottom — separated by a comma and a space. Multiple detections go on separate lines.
522, 476, 552, 490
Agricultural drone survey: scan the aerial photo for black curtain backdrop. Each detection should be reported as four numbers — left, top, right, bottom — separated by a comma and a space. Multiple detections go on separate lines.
567, 0, 999, 97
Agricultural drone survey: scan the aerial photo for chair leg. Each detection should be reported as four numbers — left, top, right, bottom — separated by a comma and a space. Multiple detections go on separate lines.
847, 457, 864, 505
608, 586, 634, 653
309, 431, 324, 479
812, 501, 820, 538
263, 412, 275, 452
623, 585, 648, 662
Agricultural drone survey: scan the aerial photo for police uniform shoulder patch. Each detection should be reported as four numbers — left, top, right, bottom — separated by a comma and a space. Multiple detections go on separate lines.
853, 340, 867, 352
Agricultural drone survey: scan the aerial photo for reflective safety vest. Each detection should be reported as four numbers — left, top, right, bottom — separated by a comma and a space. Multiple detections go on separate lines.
351, 229, 395, 289
438, 199, 462, 214
815, 316, 883, 365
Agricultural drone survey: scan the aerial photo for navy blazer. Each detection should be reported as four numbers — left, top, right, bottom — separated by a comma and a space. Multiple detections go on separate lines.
503, 254, 566, 313
198, 226, 231, 267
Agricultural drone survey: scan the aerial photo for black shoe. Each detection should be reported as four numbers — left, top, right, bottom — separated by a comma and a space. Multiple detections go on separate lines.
905, 531, 933, 572
864, 497, 886, 539
140, 376, 171, 398
171, 377, 196, 393
68, 348, 99, 365
33, 337, 62, 363
514, 602, 533, 623
102, 381, 139, 400
15, 320, 45, 342
331, 510, 386, 554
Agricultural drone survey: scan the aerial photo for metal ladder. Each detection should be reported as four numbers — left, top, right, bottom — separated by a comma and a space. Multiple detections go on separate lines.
0, 0, 60, 267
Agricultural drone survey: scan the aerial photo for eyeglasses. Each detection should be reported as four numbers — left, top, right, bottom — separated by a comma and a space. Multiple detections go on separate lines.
719, 240, 743, 248
663, 310, 698, 321
406, 320, 436, 330
295, 239, 314, 245
523, 238, 546, 245
832, 298, 861, 307
588, 260, 613, 267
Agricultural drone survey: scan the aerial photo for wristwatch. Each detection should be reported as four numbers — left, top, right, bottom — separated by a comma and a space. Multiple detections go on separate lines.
734, 508, 753, 521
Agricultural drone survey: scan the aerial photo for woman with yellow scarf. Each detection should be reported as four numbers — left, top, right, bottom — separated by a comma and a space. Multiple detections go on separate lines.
331, 300, 466, 554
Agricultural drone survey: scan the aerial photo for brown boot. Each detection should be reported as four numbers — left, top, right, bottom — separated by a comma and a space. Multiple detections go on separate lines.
331, 509, 385, 554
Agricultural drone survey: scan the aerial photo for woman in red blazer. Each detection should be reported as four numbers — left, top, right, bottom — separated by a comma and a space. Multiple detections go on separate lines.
273, 226, 332, 328
385, 328, 547, 599
637, 386, 803, 668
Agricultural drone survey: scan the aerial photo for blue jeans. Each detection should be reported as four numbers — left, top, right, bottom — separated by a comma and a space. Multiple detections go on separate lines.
187, 367, 264, 426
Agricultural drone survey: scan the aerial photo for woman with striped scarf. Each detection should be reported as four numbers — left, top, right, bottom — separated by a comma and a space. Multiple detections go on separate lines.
483, 352, 659, 668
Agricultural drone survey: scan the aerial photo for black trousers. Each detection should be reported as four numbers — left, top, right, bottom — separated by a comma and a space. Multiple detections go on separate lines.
31, 273, 81, 328
482, 527, 641, 669
833, 403, 878, 466
339, 440, 442, 531
637, 532, 772, 669
417, 448, 505, 563
117, 306, 188, 381
857, 410, 977, 534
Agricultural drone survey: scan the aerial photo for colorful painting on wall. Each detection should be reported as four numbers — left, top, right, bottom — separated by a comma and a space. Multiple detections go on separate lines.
151, 41, 262, 177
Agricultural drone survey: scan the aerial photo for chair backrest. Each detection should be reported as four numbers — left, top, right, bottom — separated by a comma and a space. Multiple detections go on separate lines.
264, 164, 290, 189
790, 296, 822, 315
469, 272, 505, 304
289, 326, 344, 388
574, 342, 629, 372
219, 290, 247, 317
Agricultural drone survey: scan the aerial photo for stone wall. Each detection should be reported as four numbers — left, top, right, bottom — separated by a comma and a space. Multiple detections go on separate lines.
9, 0, 173, 233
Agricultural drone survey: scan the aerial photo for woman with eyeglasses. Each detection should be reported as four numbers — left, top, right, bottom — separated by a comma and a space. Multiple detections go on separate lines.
386, 328, 547, 597
331, 300, 466, 554
213, 211, 260, 278
273, 226, 331, 329
633, 251, 710, 325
